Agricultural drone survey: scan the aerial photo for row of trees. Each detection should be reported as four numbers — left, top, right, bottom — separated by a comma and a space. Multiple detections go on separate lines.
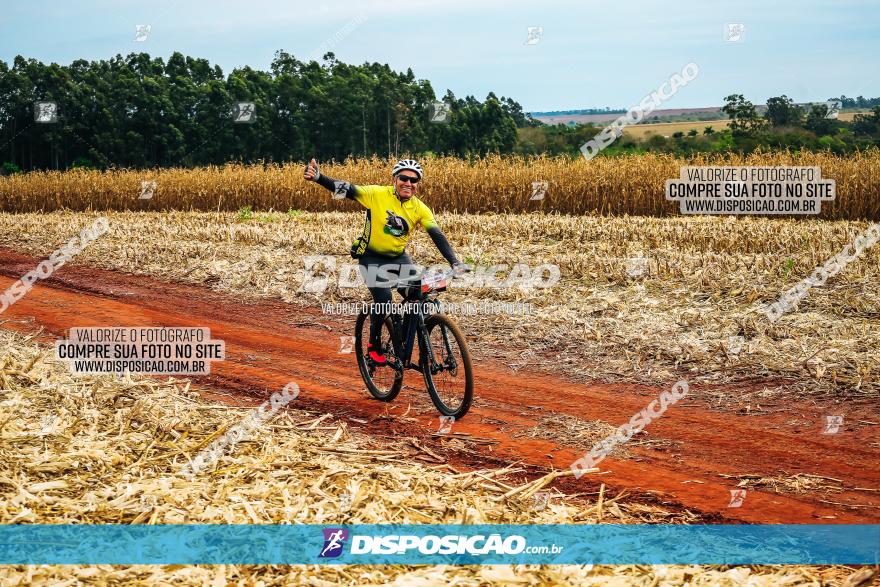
0, 52, 529, 171
724, 94, 843, 136
515, 93, 880, 157
2, 50, 879, 171
832, 95, 880, 109
717, 94, 880, 152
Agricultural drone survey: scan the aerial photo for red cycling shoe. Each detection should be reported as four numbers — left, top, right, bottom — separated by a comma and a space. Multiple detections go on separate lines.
367, 343, 387, 365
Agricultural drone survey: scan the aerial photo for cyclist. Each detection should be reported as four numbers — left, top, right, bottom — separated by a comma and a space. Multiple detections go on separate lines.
304, 158, 468, 364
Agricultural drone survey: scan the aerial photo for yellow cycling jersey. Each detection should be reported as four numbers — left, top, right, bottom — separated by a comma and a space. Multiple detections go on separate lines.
350, 185, 438, 257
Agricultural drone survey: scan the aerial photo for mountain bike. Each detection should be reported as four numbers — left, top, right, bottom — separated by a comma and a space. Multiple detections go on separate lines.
354, 267, 474, 419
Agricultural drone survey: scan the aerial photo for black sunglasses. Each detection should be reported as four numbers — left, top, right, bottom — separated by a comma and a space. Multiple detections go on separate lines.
396, 174, 420, 184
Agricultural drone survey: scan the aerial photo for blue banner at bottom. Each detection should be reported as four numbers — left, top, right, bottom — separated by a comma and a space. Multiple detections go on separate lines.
1, 524, 877, 565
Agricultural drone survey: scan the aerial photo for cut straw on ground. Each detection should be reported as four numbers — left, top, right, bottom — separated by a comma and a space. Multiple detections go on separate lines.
0, 328, 867, 585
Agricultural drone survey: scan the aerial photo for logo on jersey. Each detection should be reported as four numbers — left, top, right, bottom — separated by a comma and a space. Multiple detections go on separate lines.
383, 210, 409, 237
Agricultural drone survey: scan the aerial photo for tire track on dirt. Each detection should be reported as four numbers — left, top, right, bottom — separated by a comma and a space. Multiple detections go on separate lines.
1, 248, 877, 523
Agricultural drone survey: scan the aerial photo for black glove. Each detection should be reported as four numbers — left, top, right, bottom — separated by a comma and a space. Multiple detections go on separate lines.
303, 158, 321, 182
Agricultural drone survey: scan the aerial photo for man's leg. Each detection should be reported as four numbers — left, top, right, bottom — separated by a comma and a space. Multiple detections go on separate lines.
358, 252, 416, 358
358, 252, 394, 360
395, 252, 418, 293
367, 285, 392, 348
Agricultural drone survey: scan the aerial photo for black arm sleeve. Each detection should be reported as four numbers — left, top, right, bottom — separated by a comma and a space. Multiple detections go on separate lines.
426, 226, 460, 266
315, 173, 358, 200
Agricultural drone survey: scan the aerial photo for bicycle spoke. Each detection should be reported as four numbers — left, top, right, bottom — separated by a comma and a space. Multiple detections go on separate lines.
356, 310, 403, 401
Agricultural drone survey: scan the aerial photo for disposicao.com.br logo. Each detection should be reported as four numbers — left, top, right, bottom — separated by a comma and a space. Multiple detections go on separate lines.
320, 528, 563, 557
319, 528, 349, 558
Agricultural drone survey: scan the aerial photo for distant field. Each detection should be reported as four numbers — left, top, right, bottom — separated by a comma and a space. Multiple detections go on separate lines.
533, 107, 725, 125
623, 111, 861, 138
623, 119, 731, 138
534, 109, 864, 127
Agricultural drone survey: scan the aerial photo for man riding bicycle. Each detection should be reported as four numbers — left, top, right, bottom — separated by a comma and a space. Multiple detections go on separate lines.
303, 157, 468, 365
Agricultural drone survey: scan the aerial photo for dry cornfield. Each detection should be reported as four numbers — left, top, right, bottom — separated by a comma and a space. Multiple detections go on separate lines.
1, 150, 879, 219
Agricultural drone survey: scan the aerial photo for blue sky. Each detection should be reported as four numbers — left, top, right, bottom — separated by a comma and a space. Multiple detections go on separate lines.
1, 0, 876, 112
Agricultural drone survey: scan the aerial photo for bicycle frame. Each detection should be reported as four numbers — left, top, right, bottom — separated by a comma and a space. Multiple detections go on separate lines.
376, 266, 461, 373
391, 299, 439, 371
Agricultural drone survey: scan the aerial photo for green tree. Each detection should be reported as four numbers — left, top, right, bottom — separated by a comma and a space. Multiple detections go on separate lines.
764, 95, 802, 127
722, 94, 766, 137
804, 104, 835, 136
852, 106, 880, 136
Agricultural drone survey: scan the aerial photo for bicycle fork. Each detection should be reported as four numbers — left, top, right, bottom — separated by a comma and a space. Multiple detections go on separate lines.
393, 310, 435, 372
437, 324, 458, 375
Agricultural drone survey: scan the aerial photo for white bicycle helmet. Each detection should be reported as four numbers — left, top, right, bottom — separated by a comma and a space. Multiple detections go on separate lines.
392, 159, 423, 180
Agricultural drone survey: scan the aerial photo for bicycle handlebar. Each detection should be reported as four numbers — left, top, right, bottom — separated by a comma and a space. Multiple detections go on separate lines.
393, 264, 471, 295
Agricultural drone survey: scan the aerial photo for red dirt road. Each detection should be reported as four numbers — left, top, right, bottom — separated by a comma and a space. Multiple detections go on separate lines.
1, 248, 878, 524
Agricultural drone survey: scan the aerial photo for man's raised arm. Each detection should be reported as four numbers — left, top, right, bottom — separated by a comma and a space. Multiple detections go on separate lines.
303, 158, 358, 200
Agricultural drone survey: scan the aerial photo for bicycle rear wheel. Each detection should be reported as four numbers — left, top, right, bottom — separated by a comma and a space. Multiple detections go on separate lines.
421, 313, 473, 419
355, 309, 403, 401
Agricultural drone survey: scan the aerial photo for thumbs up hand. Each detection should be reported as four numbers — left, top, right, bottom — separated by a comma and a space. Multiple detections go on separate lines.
303, 158, 321, 182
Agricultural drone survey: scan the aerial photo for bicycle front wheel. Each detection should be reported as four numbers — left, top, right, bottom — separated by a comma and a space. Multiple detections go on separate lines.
421, 313, 473, 419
